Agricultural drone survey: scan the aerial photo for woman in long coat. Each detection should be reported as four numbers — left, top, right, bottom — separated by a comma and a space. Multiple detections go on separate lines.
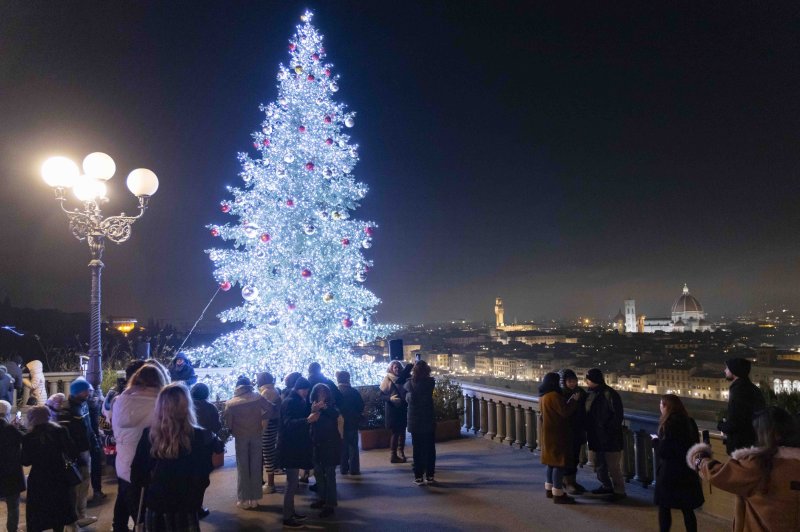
539, 372, 578, 504
380, 360, 412, 463
22, 405, 78, 532
405, 360, 437, 484
653, 394, 703, 532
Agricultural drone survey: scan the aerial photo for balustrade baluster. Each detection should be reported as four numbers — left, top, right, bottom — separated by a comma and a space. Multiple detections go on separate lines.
524, 407, 536, 451
504, 403, 515, 445
479, 397, 488, 437
463, 393, 472, 431
472, 396, 481, 434
495, 401, 505, 441
486, 399, 496, 440
514, 405, 524, 448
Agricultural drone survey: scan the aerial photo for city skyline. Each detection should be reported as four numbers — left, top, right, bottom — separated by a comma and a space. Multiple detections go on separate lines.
1, 3, 799, 326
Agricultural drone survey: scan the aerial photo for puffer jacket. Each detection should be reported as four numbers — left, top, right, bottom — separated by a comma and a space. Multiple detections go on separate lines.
111, 386, 160, 482
259, 383, 282, 421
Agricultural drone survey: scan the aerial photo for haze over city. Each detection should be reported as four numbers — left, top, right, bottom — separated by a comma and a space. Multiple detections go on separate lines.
1, 2, 798, 325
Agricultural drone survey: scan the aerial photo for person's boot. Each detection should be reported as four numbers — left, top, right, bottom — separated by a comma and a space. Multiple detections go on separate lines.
552, 488, 577, 504
563, 474, 586, 495
390, 451, 403, 463
397, 447, 407, 462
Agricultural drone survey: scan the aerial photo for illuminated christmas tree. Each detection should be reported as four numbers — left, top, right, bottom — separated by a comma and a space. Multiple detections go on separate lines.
190, 11, 394, 394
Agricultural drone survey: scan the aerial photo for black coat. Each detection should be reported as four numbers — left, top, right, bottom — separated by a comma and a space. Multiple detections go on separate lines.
278, 391, 313, 470
130, 427, 220, 514
0, 360, 23, 392
22, 422, 78, 530
337, 384, 365, 432
311, 407, 341, 466
585, 384, 624, 452
0, 419, 25, 496
562, 386, 587, 448
194, 399, 222, 435
0, 374, 13, 403
381, 365, 412, 432
718, 378, 766, 454
58, 396, 99, 454
654, 414, 704, 510
405, 377, 436, 434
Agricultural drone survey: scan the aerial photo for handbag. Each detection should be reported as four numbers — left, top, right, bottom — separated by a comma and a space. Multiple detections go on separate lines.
62, 453, 83, 486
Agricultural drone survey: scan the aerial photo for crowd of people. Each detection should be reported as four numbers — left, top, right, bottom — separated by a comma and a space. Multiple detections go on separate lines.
1, 353, 799, 531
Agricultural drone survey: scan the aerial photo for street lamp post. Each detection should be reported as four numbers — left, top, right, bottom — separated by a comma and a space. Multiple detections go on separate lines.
42, 153, 158, 388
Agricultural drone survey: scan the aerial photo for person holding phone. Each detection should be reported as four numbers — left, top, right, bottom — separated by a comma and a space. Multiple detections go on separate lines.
560, 369, 588, 495
539, 372, 579, 503
653, 394, 703, 532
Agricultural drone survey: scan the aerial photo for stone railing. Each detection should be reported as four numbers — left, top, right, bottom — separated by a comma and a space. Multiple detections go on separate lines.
458, 380, 734, 523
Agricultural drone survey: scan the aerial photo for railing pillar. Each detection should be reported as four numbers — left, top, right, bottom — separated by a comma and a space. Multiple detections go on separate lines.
622, 426, 636, 481
524, 407, 536, 451
472, 396, 481, 434
514, 405, 524, 448
48, 380, 59, 396
486, 399, 496, 440
21, 387, 30, 406
495, 401, 505, 441
463, 393, 472, 431
479, 398, 489, 437
504, 403, 515, 445
634, 429, 654, 487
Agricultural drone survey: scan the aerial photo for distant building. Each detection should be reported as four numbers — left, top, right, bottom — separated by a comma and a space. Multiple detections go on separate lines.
622, 284, 713, 333
493, 297, 539, 332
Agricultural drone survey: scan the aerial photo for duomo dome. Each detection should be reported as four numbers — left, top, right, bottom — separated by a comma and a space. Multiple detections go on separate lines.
671, 284, 705, 323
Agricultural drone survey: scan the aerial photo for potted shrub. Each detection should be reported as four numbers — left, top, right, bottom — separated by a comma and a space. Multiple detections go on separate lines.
357, 385, 391, 450
433, 376, 463, 442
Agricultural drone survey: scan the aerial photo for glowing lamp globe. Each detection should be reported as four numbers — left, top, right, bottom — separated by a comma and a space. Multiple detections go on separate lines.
72, 175, 107, 201
126, 168, 159, 197
42, 156, 79, 188
82, 152, 116, 181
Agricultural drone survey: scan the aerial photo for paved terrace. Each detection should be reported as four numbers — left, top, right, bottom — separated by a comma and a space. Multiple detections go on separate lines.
3, 432, 729, 532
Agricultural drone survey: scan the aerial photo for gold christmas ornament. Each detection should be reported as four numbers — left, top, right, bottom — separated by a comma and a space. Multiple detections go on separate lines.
294, 65, 303, 74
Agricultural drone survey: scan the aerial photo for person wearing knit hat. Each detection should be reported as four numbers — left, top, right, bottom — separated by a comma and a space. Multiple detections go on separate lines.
718, 358, 766, 454
584, 367, 626, 501
59, 377, 99, 527
257, 372, 282, 494
559, 369, 588, 495
46, 393, 66, 421
279, 374, 315, 528
225, 375, 273, 509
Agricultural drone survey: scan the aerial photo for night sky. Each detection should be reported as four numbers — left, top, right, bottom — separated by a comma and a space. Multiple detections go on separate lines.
1, 1, 799, 327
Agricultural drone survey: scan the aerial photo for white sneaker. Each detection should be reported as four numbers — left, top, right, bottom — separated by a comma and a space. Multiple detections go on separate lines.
77, 515, 98, 527
249, 499, 260, 508
236, 500, 247, 509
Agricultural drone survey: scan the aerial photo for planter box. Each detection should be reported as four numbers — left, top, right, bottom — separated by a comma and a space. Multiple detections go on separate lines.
359, 427, 391, 450
435, 419, 462, 442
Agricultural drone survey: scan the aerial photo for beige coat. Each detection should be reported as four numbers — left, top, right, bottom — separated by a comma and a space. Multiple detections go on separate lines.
539, 391, 577, 468
224, 385, 272, 438
688, 443, 800, 532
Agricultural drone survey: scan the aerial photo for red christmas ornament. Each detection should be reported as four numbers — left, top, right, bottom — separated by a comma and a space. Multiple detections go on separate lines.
365, 226, 375, 236
341, 238, 350, 246
286, 199, 295, 207
219, 281, 231, 291
307, 74, 315, 81
301, 268, 312, 278
263, 139, 270, 146
289, 43, 296, 51
342, 318, 353, 328
323, 115, 332, 124
260, 233, 270, 243
305, 162, 314, 171
325, 138, 333, 145
221, 203, 231, 213
210, 228, 220, 237
312, 53, 320, 61
324, 68, 331, 77
287, 302, 296, 311
298, 125, 306, 133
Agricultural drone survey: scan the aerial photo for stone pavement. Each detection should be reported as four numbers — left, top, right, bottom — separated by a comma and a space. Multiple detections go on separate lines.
3, 432, 730, 531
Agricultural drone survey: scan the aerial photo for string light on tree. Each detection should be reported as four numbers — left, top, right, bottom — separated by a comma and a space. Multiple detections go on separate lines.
188, 11, 394, 395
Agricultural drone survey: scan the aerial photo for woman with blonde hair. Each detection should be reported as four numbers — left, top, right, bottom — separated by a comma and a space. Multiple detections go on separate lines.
380, 360, 412, 463
131, 383, 222, 531
653, 394, 703, 531
111, 364, 167, 532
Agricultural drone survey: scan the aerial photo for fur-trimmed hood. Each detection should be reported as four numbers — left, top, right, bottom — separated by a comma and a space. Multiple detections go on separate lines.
731, 445, 800, 461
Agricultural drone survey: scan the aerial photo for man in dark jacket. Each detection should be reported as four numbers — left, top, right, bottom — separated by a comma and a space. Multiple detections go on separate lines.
0, 356, 24, 403
336, 371, 364, 475
308, 362, 343, 408
560, 368, 588, 494
58, 377, 99, 527
278, 377, 314, 528
584, 368, 626, 500
87, 387, 106, 504
718, 358, 766, 455
168, 353, 197, 386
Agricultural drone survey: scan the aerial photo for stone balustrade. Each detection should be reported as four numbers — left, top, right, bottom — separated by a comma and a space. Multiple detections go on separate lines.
458, 379, 734, 524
